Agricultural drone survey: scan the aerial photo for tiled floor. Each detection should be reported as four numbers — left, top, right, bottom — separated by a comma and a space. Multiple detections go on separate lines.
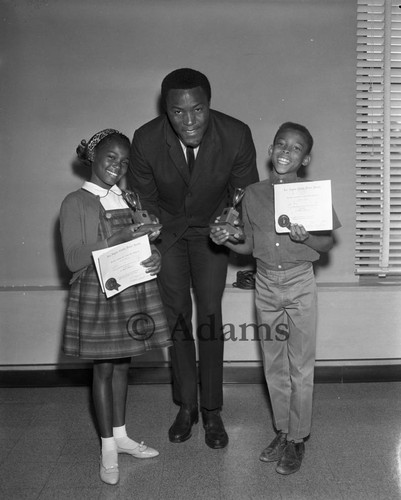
1, 381, 401, 499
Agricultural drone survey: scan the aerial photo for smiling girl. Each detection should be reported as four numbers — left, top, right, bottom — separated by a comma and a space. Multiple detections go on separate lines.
60, 129, 171, 485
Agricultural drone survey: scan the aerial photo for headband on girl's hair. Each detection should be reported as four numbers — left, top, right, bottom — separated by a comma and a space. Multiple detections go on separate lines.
86, 128, 120, 161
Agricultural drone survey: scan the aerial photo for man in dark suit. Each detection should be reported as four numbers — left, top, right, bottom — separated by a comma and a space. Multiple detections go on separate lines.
128, 68, 259, 449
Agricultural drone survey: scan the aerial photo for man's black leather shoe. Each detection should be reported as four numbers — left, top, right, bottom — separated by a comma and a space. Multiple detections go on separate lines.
202, 410, 228, 449
168, 406, 198, 443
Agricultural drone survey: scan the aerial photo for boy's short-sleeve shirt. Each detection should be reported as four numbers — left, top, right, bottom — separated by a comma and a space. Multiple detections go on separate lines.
242, 179, 341, 270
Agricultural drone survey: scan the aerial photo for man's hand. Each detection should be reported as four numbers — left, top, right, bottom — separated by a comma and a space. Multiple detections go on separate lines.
210, 216, 243, 244
141, 246, 161, 275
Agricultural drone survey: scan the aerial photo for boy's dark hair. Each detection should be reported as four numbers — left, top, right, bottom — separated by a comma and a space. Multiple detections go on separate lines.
273, 122, 314, 154
161, 68, 211, 106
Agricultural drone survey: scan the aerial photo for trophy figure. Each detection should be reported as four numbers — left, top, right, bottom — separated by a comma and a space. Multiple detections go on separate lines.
210, 187, 245, 239
122, 191, 162, 233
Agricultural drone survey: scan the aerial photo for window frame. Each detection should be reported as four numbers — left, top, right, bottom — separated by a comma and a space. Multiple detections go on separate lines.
355, 0, 401, 277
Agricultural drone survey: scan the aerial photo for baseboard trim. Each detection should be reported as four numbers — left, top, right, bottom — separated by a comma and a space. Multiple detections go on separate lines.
1, 364, 401, 388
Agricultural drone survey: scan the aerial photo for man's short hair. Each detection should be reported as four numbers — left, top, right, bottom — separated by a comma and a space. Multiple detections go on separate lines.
161, 68, 211, 105
273, 122, 314, 154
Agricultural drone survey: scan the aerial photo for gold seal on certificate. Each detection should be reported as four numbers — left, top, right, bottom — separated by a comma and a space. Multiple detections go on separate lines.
105, 277, 121, 292
278, 214, 291, 229
210, 187, 245, 239
122, 191, 162, 233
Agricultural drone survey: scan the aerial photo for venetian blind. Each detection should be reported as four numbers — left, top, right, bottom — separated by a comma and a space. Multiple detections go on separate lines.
356, 0, 401, 276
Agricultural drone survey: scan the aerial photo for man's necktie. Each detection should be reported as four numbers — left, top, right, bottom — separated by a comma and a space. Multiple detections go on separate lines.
186, 146, 195, 174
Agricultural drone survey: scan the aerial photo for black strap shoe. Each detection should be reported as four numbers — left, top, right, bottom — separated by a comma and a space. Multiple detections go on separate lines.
202, 410, 228, 449
168, 405, 198, 443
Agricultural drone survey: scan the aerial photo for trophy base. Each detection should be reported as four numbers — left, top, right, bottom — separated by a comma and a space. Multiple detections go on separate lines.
209, 222, 244, 239
134, 223, 163, 236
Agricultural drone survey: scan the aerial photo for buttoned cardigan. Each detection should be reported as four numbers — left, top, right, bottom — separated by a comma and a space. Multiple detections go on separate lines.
60, 188, 108, 283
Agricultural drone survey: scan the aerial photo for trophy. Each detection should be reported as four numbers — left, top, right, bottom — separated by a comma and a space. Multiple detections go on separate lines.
122, 191, 162, 234
210, 187, 245, 239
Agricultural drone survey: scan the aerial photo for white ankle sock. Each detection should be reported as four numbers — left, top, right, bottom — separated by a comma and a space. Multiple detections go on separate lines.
113, 425, 140, 450
113, 424, 127, 439
101, 437, 117, 468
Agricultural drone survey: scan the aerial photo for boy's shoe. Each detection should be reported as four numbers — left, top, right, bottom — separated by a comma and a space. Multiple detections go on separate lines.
275, 440, 305, 475
259, 431, 287, 462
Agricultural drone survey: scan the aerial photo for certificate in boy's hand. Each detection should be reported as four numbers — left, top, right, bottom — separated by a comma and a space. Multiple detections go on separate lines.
274, 180, 333, 233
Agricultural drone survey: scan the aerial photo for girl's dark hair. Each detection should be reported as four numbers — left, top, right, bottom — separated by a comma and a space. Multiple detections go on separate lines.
273, 122, 314, 154
161, 68, 211, 106
76, 131, 130, 166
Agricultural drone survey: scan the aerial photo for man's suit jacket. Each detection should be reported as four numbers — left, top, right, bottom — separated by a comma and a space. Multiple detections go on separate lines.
128, 109, 259, 253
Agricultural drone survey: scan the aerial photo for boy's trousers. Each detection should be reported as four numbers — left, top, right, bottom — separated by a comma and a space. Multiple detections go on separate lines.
255, 262, 317, 441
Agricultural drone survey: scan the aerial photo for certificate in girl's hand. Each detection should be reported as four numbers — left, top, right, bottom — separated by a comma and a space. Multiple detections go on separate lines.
92, 235, 155, 298
274, 180, 333, 233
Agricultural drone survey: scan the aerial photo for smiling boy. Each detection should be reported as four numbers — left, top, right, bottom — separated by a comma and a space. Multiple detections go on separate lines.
210, 122, 341, 474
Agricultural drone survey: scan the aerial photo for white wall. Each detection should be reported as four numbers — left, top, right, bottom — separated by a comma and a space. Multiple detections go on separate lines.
2, 285, 401, 367
2, 0, 399, 369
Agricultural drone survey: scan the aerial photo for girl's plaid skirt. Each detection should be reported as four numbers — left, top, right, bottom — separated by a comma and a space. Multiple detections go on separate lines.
63, 207, 172, 359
